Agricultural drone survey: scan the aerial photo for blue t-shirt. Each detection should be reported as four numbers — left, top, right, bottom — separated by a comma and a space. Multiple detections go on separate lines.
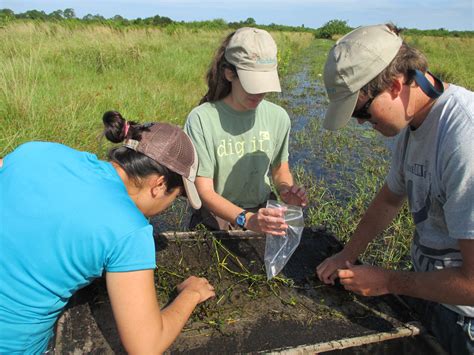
0, 142, 156, 353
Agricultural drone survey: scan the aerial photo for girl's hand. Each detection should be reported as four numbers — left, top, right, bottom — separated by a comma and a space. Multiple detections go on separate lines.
280, 184, 307, 207
177, 276, 215, 304
245, 207, 288, 236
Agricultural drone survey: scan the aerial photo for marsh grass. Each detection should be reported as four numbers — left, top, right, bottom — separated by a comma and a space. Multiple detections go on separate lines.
0, 22, 313, 156
406, 36, 474, 89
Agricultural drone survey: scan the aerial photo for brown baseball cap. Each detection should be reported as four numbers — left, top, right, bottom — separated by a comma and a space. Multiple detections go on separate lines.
225, 27, 281, 94
123, 123, 201, 209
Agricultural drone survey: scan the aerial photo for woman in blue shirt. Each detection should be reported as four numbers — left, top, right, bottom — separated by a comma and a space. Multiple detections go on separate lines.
0, 111, 215, 353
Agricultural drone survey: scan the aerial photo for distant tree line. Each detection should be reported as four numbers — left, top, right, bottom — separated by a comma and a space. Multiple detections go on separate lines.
0, 8, 311, 33
314, 19, 474, 39
0, 8, 472, 38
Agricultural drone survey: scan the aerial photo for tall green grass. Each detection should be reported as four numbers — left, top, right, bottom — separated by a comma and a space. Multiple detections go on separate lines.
406, 36, 474, 89
0, 22, 313, 156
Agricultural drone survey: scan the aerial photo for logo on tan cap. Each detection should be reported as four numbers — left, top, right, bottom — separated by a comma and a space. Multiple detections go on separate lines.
225, 27, 281, 94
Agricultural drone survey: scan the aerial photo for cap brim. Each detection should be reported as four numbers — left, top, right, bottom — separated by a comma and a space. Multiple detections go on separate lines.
323, 90, 359, 130
183, 177, 201, 210
237, 69, 281, 94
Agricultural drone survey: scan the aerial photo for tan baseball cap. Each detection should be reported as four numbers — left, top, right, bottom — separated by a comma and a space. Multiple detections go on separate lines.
323, 24, 403, 130
124, 123, 201, 209
225, 27, 281, 94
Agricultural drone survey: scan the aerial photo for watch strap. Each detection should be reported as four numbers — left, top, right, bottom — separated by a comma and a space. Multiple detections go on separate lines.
235, 210, 247, 228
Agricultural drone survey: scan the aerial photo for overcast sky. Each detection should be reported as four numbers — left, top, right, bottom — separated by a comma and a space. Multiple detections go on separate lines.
3, 0, 473, 30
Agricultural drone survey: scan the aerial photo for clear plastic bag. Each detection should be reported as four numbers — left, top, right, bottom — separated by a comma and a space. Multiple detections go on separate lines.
264, 200, 304, 280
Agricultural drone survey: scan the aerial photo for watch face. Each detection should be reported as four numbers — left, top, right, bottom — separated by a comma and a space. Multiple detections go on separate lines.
236, 212, 246, 227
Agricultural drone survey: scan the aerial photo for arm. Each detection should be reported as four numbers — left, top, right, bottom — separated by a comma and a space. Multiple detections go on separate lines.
338, 239, 474, 305
195, 176, 288, 236
388, 239, 474, 304
271, 162, 307, 207
106, 270, 214, 354
316, 183, 405, 284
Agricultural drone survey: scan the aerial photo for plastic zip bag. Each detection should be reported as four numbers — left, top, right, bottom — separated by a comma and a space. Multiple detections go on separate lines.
264, 200, 304, 280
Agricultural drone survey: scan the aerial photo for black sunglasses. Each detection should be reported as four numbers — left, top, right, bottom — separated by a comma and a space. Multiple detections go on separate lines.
352, 96, 375, 120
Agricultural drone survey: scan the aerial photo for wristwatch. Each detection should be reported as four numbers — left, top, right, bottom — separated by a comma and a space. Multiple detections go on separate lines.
235, 210, 247, 229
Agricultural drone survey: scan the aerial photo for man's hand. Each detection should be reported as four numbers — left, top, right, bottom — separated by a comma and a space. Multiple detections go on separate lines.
316, 250, 357, 285
338, 261, 391, 296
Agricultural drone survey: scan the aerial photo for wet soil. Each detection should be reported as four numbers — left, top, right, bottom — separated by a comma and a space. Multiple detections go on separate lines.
55, 227, 426, 353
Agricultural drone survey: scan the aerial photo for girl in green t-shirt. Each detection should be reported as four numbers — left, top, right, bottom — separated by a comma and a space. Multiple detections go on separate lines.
185, 27, 307, 236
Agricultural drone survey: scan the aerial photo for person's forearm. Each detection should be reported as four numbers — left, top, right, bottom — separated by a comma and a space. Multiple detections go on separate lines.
107, 271, 206, 355
272, 162, 293, 193
156, 290, 200, 352
388, 268, 474, 305
200, 189, 244, 224
390, 239, 474, 305
344, 183, 405, 260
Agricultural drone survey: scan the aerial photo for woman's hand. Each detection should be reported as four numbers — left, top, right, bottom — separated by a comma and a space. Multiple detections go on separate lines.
245, 207, 288, 236
177, 276, 215, 303
279, 184, 307, 207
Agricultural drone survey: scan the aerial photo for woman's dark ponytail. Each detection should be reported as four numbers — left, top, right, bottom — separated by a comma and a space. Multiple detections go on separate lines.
102, 111, 139, 143
102, 111, 183, 192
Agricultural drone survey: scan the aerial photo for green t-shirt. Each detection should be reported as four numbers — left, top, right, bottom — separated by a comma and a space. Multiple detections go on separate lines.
184, 99, 290, 208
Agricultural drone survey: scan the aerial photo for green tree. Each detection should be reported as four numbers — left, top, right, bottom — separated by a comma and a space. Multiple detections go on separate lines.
0, 8, 15, 25
83, 13, 105, 21
22, 10, 48, 20
0, 8, 15, 18
63, 8, 76, 19
132, 17, 143, 25
243, 17, 256, 25
112, 14, 125, 22
315, 19, 352, 39
48, 10, 64, 20
152, 14, 173, 26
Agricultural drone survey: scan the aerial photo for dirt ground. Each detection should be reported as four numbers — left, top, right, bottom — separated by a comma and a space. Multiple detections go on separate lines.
55, 227, 425, 354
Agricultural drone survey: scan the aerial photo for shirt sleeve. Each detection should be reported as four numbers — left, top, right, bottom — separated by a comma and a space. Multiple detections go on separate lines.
106, 225, 156, 272
270, 108, 291, 167
184, 111, 215, 178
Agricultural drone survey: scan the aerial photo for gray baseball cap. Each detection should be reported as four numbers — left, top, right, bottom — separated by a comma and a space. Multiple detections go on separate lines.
323, 24, 403, 130
225, 27, 281, 94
